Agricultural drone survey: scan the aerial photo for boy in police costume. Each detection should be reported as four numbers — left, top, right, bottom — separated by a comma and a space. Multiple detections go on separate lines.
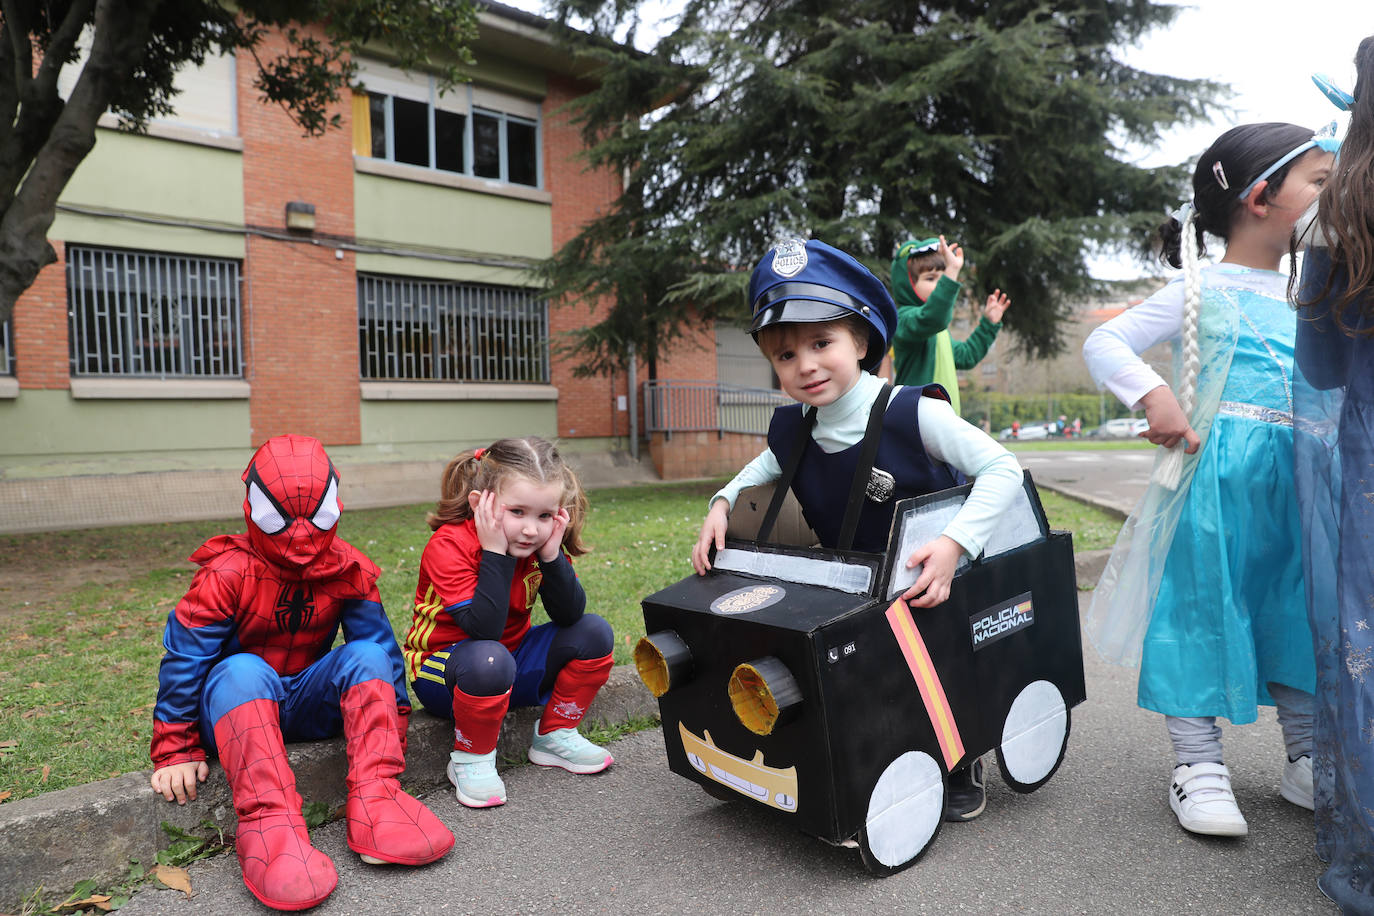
691, 238, 1023, 820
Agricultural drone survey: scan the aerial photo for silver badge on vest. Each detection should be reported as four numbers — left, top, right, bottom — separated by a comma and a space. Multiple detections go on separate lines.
866, 467, 895, 503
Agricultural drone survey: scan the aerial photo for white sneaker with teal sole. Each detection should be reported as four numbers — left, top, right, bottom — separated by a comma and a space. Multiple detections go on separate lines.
1281, 755, 1315, 810
527, 724, 613, 774
447, 749, 506, 808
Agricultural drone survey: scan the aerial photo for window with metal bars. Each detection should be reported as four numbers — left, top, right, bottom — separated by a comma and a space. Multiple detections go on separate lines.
358, 274, 549, 384
1, 318, 13, 376
67, 246, 244, 379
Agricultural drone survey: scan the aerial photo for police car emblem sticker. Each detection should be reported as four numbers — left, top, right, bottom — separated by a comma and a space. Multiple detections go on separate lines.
970, 591, 1034, 650
770, 238, 808, 278
711, 584, 785, 615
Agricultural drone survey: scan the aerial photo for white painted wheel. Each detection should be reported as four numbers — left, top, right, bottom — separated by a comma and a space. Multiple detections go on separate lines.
997, 679, 1069, 792
858, 750, 944, 874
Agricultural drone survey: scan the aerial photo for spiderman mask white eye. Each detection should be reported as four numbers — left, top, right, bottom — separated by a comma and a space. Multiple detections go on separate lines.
247, 481, 289, 535
310, 477, 340, 530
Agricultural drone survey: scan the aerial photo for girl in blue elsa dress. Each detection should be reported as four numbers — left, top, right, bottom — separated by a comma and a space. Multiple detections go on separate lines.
1083, 122, 1335, 839
1295, 37, 1374, 914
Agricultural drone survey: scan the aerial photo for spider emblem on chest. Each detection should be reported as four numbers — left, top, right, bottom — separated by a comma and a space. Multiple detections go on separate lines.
274, 583, 316, 634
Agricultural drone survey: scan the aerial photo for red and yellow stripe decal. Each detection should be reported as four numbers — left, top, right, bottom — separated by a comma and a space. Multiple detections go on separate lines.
885, 598, 965, 770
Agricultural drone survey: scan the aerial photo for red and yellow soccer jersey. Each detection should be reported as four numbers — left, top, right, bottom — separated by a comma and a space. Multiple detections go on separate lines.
404, 520, 543, 682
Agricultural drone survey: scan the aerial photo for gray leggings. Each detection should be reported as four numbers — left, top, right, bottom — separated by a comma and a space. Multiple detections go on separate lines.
1165, 682, 1314, 766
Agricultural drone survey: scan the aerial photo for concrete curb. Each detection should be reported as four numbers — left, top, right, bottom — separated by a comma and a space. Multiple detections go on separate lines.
0, 666, 657, 908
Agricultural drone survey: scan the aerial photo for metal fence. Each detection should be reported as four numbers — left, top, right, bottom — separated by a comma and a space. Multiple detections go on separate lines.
358, 274, 549, 383
67, 246, 243, 378
642, 379, 792, 438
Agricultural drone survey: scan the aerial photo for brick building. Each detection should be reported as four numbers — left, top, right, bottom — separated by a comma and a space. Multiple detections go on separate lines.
0, 4, 719, 533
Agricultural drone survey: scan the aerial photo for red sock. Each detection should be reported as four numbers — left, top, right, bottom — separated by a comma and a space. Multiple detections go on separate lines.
539, 653, 613, 734
451, 686, 511, 754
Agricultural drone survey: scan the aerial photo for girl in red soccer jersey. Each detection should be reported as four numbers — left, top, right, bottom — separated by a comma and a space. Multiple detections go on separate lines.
405, 437, 613, 808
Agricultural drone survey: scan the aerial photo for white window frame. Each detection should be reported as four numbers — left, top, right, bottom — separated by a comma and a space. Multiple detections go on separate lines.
356, 61, 542, 189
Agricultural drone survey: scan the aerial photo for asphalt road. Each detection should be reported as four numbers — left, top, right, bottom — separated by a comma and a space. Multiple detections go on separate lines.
119, 448, 1334, 915
1017, 448, 1157, 518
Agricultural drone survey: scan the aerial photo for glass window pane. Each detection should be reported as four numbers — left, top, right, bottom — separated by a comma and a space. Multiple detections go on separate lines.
473, 112, 500, 179
507, 119, 537, 186
435, 109, 466, 173
369, 94, 387, 159
392, 97, 430, 167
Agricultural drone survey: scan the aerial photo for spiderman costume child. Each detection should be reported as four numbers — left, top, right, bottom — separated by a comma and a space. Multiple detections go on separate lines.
150, 434, 453, 911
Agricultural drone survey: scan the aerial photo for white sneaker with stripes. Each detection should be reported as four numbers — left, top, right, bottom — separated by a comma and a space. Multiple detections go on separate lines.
1169, 762, 1248, 837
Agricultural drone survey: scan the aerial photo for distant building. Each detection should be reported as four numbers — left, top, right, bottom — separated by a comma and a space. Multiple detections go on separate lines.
954, 279, 1173, 425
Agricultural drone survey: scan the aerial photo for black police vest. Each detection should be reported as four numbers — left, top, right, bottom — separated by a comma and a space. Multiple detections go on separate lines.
766, 384, 962, 554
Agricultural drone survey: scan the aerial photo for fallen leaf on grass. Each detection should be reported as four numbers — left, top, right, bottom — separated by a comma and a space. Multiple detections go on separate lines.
56, 893, 112, 912
40, 764, 50, 783
0, 790, 12, 802
153, 863, 194, 897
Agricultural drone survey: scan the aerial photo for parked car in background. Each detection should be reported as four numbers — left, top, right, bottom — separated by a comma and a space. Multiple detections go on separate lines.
1094, 417, 1142, 438
998, 424, 1049, 441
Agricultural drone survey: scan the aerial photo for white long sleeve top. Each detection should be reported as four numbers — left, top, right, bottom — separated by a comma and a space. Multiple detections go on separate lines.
709, 372, 1024, 558
1076, 265, 1274, 409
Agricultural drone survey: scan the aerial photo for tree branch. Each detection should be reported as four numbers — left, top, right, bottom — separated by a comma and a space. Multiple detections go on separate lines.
31, 0, 97, 102
0, 0, 158, 323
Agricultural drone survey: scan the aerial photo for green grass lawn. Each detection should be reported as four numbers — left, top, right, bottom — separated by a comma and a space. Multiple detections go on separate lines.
0, 480, 1116, 803
1004, 438, 1153, 452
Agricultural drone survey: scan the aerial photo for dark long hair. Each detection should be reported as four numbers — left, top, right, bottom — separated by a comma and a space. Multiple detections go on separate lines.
1158, 122, 1316, 268
1308, 36, 1374, 333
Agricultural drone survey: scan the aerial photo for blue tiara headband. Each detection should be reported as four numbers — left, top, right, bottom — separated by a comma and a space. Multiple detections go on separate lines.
1313, 72, 1356, 111
1235, 126, 1341, 202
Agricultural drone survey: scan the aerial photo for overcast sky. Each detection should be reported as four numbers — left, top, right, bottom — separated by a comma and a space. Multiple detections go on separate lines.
502, 1, 1371, 275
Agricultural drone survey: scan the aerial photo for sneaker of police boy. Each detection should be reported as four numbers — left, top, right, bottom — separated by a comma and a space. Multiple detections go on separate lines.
943, 757, 986, 822
1280, 755, 1315, 811
1169, 762, 1248, 836
447, 749, 506, 808
527, 723, 613, 774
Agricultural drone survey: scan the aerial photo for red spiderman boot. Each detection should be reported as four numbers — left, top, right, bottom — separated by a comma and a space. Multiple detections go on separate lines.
213, 698, 338, 911
340, 678, 455, 866
528, 654, 615, 774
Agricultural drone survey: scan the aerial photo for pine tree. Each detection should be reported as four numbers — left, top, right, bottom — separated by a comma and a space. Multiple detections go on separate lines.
542, 0, 1220, 371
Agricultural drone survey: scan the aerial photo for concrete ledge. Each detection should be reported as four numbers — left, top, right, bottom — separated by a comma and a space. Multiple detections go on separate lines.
0, 666, 657, 909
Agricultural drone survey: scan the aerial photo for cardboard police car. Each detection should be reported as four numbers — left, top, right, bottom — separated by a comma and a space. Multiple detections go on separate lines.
636, 473, 1085, 875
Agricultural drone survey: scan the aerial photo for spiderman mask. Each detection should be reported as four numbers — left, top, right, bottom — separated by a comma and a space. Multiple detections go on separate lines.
242, 435, 342, 570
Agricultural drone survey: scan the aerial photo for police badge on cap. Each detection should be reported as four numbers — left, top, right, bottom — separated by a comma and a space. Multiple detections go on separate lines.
747, 238, 898, 373
770, 238, 809, 278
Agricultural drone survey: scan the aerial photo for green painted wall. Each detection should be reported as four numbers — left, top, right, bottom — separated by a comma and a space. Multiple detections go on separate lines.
0, 390, 251, 475
360, 399, 556, 457
354, 173, 550, 284
52, 128, 245, 258
468, 53, 546, 99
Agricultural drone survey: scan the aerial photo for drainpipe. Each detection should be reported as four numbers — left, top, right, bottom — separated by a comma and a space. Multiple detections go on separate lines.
628, 340, 639, 460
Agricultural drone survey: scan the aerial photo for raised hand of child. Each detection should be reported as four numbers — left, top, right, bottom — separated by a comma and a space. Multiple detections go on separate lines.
151, 760, 210, 805
471, 489, 510, 554
902, 535, 965, 608
938, 235, 965, 281
538, 506, 571, 563
691, 499, 730, 575
984, 289, 1010, 324
1139, 384, 1200, 453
